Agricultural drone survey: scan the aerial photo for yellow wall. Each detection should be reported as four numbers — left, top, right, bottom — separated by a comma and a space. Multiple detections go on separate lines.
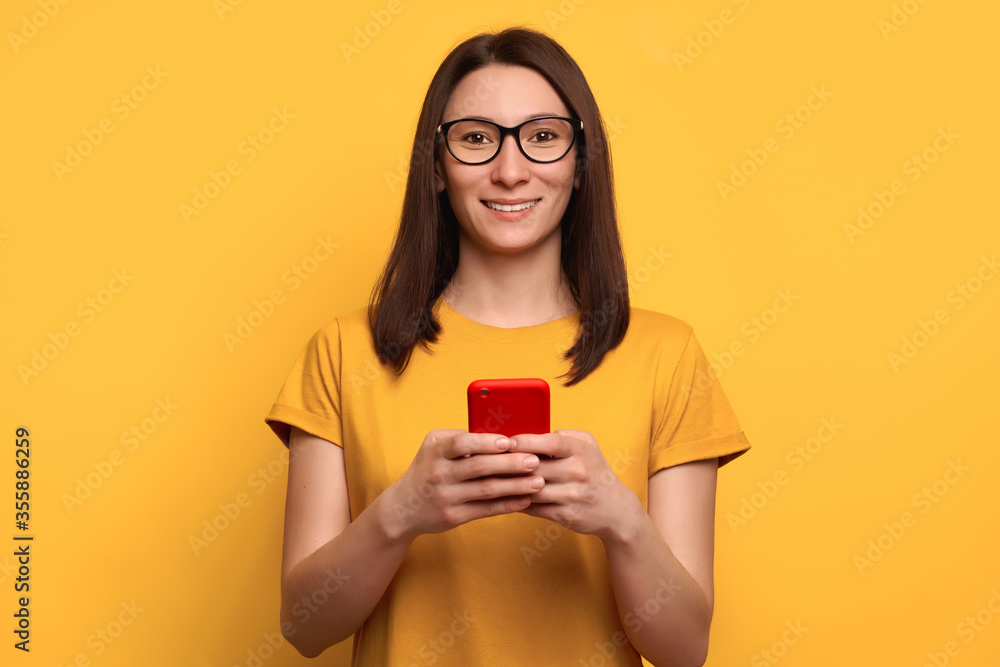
2, 0, 998, 665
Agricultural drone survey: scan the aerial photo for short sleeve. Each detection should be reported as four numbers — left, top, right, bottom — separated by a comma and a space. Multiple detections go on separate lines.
649, 329, 750, 475
264, 319, 344, 448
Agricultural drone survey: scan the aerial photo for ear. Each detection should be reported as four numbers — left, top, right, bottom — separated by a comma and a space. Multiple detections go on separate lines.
435, 158, 447, 193
573, 167, 581, 190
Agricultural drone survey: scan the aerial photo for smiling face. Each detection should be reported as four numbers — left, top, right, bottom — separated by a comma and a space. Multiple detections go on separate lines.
435, 64, 581, 256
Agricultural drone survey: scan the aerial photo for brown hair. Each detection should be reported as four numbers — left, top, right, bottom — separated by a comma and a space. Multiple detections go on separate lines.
368, 26, 629, 386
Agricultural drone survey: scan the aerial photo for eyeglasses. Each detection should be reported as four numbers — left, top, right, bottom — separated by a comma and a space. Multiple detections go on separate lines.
436, 116, 583, 165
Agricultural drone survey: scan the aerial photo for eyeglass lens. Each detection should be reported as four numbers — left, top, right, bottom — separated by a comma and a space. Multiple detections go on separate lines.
445, 118, 575, 164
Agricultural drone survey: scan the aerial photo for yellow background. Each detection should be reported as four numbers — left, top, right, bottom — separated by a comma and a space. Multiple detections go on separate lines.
2, 0, 998, 665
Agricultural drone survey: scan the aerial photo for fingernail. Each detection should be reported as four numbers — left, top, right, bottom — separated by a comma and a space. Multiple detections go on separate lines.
524, 454, 539, 468
508, 438, 517, 450
529, 477, 544, 490
497, 437, 510, 450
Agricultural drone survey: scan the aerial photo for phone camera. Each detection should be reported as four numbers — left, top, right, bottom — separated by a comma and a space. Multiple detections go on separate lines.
478, 388, 490, 398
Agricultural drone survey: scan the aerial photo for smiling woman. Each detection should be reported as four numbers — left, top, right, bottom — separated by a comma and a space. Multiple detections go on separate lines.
264, 26, 750, 667
372, 26, 630, 351
433, 65, 584, 318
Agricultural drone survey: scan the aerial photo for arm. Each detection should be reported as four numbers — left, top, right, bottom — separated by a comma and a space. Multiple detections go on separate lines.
279, 426, 545, 657
512, 431, 719, 667
279, 426, 413, 657
602, 458, 718, 667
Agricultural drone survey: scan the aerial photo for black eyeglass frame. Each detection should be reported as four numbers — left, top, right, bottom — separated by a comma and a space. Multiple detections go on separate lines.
435, 116, 584, 165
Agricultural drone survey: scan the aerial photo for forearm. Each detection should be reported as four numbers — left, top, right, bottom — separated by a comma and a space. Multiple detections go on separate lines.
602, 500, 712, 667
280, 487, 414, 657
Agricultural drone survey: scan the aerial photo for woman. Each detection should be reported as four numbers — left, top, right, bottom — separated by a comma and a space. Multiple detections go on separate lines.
265, 26, 750, 667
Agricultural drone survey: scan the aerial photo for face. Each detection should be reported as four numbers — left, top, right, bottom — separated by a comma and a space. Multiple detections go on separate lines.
435, 64, 581, 256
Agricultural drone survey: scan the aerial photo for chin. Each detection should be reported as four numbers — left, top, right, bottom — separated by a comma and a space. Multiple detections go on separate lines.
481, 229, 560, 254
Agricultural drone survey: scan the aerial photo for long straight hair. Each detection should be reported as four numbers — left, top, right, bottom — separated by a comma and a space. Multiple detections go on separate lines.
368, 26, 629, 387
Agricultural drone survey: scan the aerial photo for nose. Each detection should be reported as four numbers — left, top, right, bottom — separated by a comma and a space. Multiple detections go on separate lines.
489, 133, 531, 184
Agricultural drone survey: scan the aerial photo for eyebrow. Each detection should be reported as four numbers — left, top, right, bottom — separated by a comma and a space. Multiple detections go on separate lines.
467, 112, 564, 122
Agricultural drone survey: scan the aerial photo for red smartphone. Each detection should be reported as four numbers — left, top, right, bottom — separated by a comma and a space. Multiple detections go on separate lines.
467, 378, 550, 437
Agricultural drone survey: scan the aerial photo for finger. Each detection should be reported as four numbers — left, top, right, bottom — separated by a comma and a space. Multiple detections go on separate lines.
426, 428, 465, 442
518, 478, 566, 503
516, 503, 540, 518
446, 431, 514, 459
473, 494, 532, 519
454, 451, 541, 482
509, 432, 571, 459
453, 475, 545, 503
449, 471, 545, 504
465, 476, 544, 503
518, 502, 579, 531
516, 501, 557, 521
552, 428, 593, 441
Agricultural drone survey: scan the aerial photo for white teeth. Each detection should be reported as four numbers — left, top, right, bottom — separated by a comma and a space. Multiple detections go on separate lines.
484, 199, 539, 212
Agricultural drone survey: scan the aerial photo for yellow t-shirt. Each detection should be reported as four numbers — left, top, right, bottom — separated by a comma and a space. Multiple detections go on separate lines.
265, 296, 750, 666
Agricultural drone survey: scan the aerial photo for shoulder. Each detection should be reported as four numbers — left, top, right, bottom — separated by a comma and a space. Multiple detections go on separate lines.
624, 306, 695, 349
293, 306, 371, 360
311, 305, 369, 341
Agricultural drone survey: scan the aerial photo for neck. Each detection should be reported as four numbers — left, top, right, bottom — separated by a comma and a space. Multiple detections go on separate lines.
443, 236, 577, 328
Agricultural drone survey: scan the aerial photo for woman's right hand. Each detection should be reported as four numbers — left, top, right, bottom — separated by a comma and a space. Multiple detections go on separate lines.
382, 429, 545, 541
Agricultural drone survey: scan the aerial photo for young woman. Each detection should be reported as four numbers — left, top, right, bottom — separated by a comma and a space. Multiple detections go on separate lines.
265, 27, 750, 667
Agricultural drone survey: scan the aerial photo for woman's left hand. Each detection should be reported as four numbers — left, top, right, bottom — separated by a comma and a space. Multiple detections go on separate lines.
510, 429, 643, 542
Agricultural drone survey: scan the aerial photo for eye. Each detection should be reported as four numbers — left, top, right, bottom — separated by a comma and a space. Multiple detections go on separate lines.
528, 129, 559, 144
460, 132, 492, 145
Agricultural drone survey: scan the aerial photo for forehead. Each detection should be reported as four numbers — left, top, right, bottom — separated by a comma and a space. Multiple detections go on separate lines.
444, 64, 570, 122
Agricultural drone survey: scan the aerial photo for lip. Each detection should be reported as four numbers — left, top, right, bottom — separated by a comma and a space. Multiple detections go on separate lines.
480, 197, 540, 221
481, 198, 539, 205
